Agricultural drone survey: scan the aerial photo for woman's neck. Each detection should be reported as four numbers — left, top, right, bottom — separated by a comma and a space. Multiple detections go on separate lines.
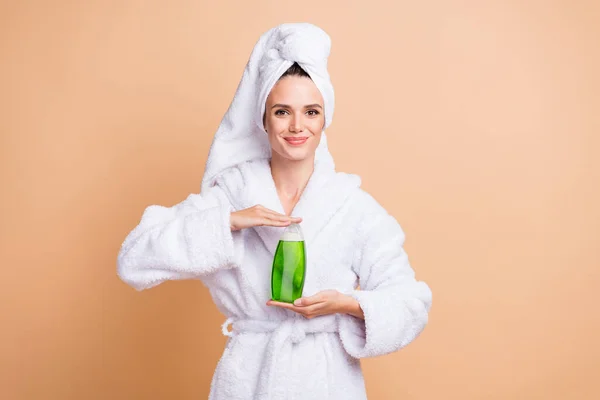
270, 152, 314, 215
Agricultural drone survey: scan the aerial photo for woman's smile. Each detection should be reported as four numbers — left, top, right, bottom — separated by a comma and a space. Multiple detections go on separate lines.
283, 136, 309, 146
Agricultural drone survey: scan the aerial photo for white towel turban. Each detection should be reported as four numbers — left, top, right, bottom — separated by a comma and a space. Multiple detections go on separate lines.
201, 23, 336, 193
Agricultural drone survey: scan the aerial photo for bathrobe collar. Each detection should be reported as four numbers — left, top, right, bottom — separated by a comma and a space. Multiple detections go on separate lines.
214, 157, 361, 256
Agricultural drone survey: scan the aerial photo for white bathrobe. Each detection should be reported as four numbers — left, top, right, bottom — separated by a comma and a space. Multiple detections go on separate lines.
117, 23, 432, 400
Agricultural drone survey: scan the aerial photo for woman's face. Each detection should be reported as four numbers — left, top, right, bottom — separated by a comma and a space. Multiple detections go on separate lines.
263, 75, 325, 162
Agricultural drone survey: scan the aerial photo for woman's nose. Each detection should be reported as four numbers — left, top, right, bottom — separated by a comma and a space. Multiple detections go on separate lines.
289, 115, 304, 132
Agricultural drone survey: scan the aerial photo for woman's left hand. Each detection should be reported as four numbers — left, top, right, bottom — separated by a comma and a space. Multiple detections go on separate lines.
267, 289, 364, 319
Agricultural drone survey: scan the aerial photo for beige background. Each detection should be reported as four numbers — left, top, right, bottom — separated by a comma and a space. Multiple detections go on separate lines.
1, 1, 599, 399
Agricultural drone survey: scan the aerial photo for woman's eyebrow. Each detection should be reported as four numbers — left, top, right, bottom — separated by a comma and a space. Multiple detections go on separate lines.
271, 104, 323, 109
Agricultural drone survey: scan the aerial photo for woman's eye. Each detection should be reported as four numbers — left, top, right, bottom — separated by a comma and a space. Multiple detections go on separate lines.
274, 109, 320, 116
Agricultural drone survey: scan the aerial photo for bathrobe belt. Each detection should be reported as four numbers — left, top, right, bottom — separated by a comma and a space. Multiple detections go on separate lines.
221, 315, 340, 398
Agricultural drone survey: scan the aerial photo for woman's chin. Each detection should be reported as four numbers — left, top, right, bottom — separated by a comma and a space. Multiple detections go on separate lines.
285, 152, 313, 162
273, 148, 315, 162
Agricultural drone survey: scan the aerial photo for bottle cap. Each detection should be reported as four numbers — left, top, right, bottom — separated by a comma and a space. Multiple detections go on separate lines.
280, 223, 304, 241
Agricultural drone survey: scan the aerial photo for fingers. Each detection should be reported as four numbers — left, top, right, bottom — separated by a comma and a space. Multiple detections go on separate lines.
261, 208, 302, 221
293, 293, 324, 306
266, 300, 326, 319
258, 217, 298, 227
264, 217, 302, 227
266, 300, 293, 308
299, 303, 326, 318
233, 205, 303, 231
254, 206, 302, 227
248, 216, 295, 228
266, 212, 302, 223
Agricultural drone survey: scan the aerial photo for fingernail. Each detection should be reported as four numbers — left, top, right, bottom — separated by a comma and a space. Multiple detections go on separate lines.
293, 299, 301, 306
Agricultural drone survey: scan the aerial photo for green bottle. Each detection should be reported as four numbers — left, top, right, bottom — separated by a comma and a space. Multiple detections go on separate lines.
271, 223, 306, 304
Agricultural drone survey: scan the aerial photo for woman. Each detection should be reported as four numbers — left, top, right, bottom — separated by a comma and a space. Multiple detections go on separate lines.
117, 23, 432, 400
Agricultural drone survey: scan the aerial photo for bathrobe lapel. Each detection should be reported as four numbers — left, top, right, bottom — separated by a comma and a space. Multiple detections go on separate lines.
215, 159, 361, 260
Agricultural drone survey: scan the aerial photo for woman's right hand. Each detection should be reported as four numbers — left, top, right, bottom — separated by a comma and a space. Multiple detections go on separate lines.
230, 205, 302, 231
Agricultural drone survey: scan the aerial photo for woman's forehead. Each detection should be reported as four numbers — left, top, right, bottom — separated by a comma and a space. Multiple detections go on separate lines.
267, 76, 324, 105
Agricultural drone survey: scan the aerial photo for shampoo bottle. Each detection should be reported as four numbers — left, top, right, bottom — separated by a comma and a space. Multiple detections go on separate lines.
271, 223, 306, 303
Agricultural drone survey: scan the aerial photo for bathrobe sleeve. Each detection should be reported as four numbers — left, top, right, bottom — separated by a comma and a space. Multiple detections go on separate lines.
338, 197, 432, 359
116, 186, 244, 291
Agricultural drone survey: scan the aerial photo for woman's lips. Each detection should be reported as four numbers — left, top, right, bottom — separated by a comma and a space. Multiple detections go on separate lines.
283, 137, 309, 146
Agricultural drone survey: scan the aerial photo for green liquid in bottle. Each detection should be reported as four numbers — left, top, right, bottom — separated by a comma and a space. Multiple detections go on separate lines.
271, 224, 306, 303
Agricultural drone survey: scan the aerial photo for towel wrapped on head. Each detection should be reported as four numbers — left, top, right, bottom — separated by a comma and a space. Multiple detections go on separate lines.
201, 23, 336, 193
